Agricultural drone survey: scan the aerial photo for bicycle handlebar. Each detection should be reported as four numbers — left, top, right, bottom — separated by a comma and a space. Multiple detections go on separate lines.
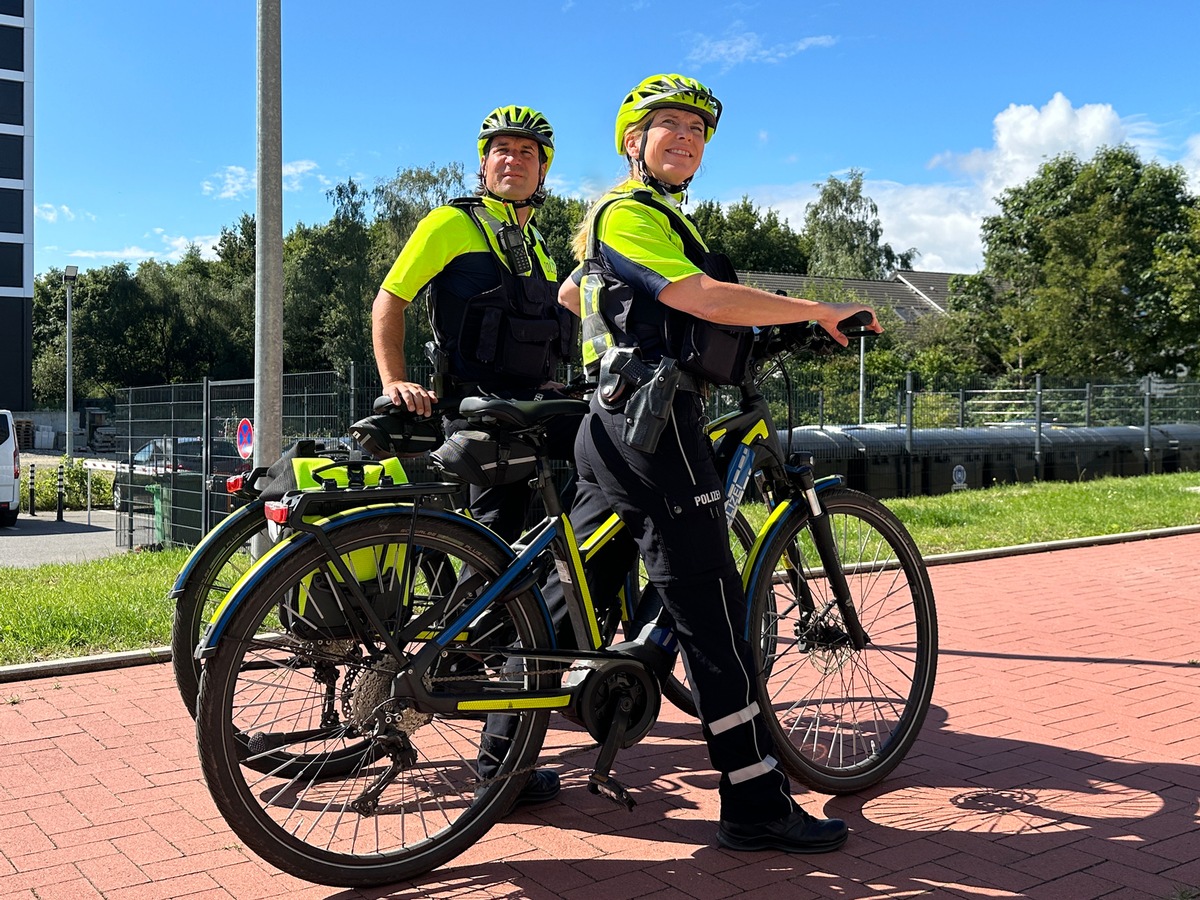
758, 310, 878, 363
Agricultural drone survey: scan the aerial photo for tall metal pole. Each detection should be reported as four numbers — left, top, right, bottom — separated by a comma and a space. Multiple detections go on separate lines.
254, 0, 283, 471
64, 280, 73, 459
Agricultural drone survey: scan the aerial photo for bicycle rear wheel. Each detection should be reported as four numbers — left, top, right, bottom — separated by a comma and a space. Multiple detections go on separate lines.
748, 488, 937, 794
196, 512, 554, 886
171, 501, 267, 718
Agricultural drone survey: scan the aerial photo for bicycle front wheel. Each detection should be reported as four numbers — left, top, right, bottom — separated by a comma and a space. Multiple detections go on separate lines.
196, 512, 554, 886
749, 488, 937, 794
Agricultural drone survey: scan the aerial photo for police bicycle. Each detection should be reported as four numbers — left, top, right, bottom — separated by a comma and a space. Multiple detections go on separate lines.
192, 315, 937, 886
166, 405, 702, 720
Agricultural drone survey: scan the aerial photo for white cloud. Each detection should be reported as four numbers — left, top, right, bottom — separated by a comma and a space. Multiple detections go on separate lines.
202, 165, 255, 200
68, 246, 161, 261
67, 231, 221, 266
203, 160, 324, 198
283, 159, 321, 192
36, 203, 77, 223
750, 93, 1200, 274
686, 27, 835, 72
932, 92, 1129, 200
1182, 133, 1200, 194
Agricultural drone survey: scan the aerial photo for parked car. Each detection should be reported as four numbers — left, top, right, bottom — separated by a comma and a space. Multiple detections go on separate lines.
112, 437, 247, 512
0, 409, 20, 527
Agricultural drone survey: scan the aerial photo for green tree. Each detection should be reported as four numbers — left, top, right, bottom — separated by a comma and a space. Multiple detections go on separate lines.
536, 189, 588, 279
1152, 205, 1200, 336
372, 162, 468, 262
981, 145, 1198, 380
804, 169, 916, 278
691, 196, 807, 273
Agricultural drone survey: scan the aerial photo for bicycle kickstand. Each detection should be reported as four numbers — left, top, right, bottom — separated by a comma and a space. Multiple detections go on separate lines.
587, 694, 637, 811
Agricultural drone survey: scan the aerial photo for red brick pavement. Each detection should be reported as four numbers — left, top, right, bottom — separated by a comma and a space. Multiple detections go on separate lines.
1, 534, 1198, 899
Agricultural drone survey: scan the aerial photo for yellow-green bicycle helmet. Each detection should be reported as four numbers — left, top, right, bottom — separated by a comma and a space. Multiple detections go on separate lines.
478, 105, 556, 170
614, 73, 722, 155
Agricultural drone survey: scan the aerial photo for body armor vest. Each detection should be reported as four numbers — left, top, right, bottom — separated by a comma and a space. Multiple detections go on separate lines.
579, 189, 754, 386
428, 198, 575, 393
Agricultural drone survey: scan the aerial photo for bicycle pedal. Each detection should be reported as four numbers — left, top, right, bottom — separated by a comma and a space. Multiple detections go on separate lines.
587, 773, 637, 811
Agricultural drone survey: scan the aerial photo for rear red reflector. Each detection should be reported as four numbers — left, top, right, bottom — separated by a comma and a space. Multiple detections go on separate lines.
264, 502, 290, 524
225, 474, 245, 493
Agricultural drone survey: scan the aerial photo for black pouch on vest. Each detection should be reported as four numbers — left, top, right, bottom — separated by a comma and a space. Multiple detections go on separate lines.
670, 316, 755, 387
460, 287, 559, 382
430, 428, 538, 487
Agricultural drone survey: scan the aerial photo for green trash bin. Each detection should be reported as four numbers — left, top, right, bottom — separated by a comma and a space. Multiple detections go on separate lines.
145, 482, 168, 546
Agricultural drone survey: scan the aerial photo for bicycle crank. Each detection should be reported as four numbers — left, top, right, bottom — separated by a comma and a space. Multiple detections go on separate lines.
563, 658, 661, 811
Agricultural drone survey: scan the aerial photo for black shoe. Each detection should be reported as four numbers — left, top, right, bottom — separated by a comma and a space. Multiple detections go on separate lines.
717, 808, 848, 853
514, 769, 560, 806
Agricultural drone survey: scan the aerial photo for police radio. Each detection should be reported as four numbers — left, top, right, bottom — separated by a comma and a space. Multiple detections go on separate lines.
496, 224, 533, 276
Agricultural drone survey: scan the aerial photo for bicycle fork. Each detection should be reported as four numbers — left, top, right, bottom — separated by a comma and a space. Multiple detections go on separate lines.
792, 467, 869, 651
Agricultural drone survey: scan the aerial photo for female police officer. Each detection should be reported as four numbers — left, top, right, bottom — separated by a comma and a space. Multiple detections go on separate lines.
559, 74, 881, 853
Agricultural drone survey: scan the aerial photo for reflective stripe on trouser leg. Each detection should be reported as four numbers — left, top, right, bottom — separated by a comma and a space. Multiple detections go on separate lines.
729, 755, 777, 784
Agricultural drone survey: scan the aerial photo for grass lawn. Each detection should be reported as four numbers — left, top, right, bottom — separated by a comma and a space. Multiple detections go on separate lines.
1, 472, 1198, 667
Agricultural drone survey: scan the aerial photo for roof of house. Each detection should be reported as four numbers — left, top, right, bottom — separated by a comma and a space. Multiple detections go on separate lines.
736, 270, 962, 324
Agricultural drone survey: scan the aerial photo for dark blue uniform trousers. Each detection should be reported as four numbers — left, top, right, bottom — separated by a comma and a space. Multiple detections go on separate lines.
574, 389, 796, 825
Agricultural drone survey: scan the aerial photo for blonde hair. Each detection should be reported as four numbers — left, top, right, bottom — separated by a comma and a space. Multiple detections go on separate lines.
570, 114, 653, 261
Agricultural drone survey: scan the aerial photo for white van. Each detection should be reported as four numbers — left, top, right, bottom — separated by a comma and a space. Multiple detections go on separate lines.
0, 409, 20, 527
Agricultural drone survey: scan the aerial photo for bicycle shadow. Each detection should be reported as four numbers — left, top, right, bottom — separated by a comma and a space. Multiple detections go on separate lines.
320, 702, 1200, 899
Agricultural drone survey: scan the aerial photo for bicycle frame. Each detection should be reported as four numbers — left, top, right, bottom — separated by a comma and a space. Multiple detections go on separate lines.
197, 372, 858, 660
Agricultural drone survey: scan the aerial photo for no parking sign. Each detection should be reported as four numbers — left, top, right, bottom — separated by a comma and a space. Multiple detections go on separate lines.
236, 418, 254, 460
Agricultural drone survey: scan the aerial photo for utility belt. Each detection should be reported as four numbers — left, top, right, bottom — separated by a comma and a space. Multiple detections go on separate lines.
596, 347, 703, 454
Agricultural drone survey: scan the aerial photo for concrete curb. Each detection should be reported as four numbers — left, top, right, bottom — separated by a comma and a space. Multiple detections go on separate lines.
3, 524, 1198, 685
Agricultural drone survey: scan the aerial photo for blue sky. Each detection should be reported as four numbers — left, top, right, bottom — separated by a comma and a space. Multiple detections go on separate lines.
33, 0, 1200, 277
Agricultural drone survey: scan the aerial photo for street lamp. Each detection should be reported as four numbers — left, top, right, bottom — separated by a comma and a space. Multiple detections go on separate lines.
62, 266, 79, 459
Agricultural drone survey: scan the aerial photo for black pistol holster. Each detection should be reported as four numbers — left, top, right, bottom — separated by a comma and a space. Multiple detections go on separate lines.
598, 347, 682, 454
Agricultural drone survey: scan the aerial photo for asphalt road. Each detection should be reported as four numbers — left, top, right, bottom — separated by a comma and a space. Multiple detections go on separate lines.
0, 507, 126, 567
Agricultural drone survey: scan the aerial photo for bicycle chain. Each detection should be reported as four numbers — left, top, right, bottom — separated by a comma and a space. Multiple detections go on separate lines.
301, 641, 597, 792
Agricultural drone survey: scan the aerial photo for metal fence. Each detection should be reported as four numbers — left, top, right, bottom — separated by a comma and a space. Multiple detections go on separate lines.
111, 364, 1200, 549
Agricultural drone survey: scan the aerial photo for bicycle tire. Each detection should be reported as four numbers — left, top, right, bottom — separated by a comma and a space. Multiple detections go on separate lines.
659, 508, 757, 717
171, 502, 268, 718
172, 504, 458, 721
747, 487, 937, 794
195, 512, 555, 887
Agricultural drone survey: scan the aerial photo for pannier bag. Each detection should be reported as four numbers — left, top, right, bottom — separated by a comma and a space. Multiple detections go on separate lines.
259, 440, 413, 639
429, 428, 538, 487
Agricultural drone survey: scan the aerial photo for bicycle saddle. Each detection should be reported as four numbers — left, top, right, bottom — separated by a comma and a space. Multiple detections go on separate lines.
459, 396, 589, 429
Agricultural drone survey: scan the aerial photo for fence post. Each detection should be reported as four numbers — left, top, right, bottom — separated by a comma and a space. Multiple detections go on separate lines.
818, 389, 825, 430
1085, 382, 1093, 428
958, 388, 965, 429
1144, 380, 1153, 473
27, 462, 34, 516
202, 376, 211, 534
1034, 373, 1043, 480
350, 361, 357, 424
905, 372, 915, 496
127, 392, 135, 548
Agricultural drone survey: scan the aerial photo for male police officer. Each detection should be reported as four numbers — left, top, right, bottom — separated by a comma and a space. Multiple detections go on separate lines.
371, 105, 573, 806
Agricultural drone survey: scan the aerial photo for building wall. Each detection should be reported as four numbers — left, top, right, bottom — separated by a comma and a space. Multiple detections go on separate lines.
0, 0, 30, 411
